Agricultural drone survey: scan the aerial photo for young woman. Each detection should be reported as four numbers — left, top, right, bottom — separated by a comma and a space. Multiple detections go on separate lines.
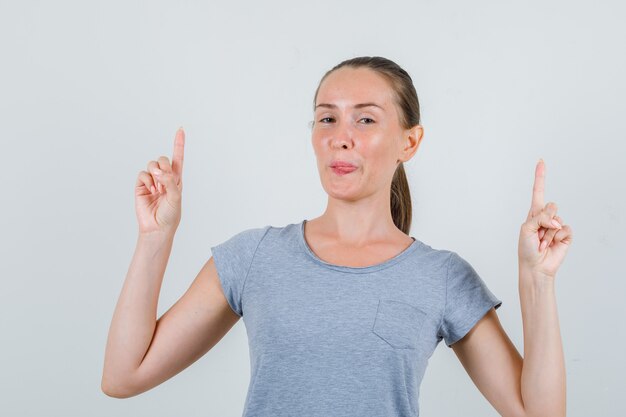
102, 56, 572, 417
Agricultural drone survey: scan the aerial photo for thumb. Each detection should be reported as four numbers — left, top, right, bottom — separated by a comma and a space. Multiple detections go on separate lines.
523, 210, 561, 234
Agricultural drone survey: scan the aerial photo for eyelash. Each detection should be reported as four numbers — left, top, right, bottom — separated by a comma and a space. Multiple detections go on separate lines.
318, 117, 375, 124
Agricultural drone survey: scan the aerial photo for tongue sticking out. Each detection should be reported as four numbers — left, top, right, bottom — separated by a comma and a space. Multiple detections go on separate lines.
332, 166, 357, 175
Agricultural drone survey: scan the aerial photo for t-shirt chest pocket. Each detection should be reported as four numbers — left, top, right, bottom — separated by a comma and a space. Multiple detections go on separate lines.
371, 299, 428, 349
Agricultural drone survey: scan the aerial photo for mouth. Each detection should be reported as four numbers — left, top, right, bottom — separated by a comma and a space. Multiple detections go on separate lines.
330, 165, 357, 175
329, 158, 358, 175
330, 159, 357, 168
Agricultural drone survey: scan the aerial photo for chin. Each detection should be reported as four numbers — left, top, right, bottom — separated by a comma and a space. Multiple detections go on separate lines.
322, 183, 362, 201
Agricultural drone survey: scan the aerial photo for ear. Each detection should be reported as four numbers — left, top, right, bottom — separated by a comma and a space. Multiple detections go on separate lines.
397, 124, 424, 163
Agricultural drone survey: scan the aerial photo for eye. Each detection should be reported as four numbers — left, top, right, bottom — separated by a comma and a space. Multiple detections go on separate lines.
360, 117, 375, 124
319, 117, 335, 123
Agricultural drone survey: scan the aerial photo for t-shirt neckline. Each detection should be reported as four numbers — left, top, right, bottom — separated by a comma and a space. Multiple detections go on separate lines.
297, 219, 420, 274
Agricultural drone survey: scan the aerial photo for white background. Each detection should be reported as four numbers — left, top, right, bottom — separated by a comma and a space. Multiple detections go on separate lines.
1, 0, 624, 416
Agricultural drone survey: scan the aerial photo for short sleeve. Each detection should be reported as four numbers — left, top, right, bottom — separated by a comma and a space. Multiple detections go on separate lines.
210, 226, 271, 317
438, 251, 503, 348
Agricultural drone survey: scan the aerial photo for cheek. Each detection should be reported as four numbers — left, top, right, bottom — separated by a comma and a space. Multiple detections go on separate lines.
311, 133, 325, 152
361, 140, 392, 161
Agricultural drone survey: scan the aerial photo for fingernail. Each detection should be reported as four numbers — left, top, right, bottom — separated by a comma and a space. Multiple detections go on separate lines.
551, 219, 562, 228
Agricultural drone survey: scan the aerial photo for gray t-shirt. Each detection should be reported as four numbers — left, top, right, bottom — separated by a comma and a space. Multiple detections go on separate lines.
210, 219, 502, 417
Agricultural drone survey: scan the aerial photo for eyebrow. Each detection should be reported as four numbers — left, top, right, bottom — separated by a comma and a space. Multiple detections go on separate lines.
314, 102, 385, 112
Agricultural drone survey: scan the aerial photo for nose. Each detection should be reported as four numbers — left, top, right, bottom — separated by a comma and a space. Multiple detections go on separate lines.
330, 119, 354, 150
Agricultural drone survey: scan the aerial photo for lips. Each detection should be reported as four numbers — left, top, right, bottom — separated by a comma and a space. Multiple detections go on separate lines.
329, 159, 358, 175
331, 166, 357, 174
330, 160, 357, 169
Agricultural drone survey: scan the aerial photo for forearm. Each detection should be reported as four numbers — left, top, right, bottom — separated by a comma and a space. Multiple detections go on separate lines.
102, 231, 175, 391
518, 271, 566, 417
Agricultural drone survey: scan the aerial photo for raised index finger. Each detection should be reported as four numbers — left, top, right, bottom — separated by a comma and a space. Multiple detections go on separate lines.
531, 158, 545, 214
172, 127, 185, 179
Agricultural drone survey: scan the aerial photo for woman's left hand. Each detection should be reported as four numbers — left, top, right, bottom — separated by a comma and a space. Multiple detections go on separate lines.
518, 159, 574, 279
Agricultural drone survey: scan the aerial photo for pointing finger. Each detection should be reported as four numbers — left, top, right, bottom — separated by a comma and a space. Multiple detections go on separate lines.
531, 158, 545, 216
172, 127, 185, 181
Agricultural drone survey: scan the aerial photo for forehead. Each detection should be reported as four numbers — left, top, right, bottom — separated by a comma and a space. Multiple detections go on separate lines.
316, 67, 394, 108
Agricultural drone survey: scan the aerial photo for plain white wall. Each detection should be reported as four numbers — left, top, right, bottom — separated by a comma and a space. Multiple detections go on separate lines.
1, 0, 624, 416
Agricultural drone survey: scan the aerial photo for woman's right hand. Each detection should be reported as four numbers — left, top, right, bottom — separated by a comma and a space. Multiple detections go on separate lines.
134, 127, 185, 235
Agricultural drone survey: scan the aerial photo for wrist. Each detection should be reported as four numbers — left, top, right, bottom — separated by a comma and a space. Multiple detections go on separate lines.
137, 229, 176, 245
519, 268, 555, 288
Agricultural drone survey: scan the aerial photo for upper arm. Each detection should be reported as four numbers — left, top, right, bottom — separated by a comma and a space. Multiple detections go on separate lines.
451, 307, 526, 417
119, 256, 240, 398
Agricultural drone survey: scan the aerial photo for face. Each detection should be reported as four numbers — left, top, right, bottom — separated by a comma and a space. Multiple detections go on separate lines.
311, 66, 422, 202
